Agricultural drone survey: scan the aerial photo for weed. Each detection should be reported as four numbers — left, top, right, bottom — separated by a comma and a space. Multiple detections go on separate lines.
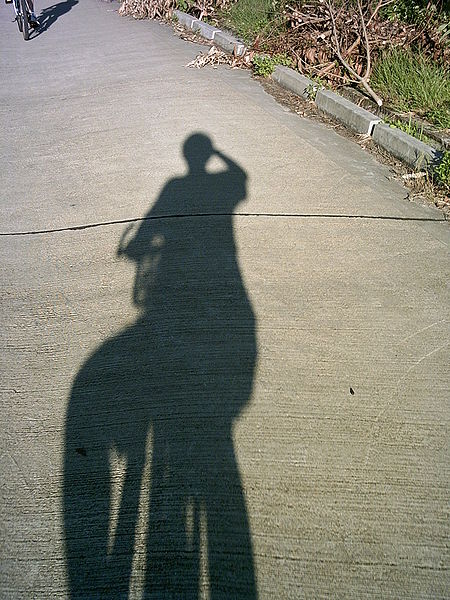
303, 75, 326, 100
435, 150, 450, 188
304, 83, 318, 100
252, 53, 292, 77
381, 0, 441, 24
426, 106, 450, 130
386, 116, 434, 145
176, 0, 191, 12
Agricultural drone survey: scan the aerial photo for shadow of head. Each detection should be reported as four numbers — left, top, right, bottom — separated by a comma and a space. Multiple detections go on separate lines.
183, 132, 215, 173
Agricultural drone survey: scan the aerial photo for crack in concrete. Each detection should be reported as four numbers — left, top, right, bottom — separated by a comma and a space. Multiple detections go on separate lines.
0, 212, 447, 237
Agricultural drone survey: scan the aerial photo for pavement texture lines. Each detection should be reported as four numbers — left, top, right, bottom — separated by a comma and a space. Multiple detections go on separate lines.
1, 0, 449, 599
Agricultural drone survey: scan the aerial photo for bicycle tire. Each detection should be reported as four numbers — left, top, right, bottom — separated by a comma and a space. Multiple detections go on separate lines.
19, 0, 29, 40
14, 0, 23, 32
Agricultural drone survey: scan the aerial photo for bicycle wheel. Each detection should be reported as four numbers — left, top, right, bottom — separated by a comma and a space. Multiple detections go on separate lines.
14, 0, 23, 32
19, 0, 29, 40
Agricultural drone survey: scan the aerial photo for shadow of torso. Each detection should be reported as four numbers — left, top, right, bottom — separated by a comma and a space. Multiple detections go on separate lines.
64, 140, 258, 599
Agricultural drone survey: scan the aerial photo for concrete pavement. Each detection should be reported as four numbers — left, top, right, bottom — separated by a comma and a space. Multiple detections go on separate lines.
1, 0, 449, 598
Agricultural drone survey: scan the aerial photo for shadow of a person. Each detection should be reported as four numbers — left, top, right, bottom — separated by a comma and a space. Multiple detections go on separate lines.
34, 0, 78, 34
63, 134, 258, 599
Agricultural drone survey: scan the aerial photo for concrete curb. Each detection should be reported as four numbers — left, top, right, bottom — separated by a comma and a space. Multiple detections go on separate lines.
272, 65, 313, 100
174, 11, 444, 173
372, 123, 443, 169
316, 89, 381, 136
173, 10, 199, 30
192, 20, 221, 40
174, 10, 246, 55
214, 31, 246, 56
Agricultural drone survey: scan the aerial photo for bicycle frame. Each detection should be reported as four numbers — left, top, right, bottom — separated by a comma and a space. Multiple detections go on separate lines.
12, 0, 23, 23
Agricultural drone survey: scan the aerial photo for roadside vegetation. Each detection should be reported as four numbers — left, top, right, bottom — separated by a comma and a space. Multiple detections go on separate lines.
371, 48, 450, 129
385, 115, 435, 144
218, 0, 275, 42
120, 0, 449, 126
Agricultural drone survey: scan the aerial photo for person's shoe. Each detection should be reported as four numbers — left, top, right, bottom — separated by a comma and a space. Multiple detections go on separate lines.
5, 0, 13, 4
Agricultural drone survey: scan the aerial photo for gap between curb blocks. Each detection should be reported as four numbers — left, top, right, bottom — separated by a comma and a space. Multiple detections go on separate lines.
174, 9, 444, 173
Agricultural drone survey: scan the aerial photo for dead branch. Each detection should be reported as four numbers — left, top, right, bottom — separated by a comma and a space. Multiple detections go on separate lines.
357, 0, 371, 78
327, 0, 383, 106
366, 0, 395, 27
293, 16, 331, 28
344, 36, 361, 57
317, 61, 336, 76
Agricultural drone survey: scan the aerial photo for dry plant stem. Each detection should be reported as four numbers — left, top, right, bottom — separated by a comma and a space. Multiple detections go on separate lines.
295, 16, 330, 28
327, 0, 383, 106
318, 61, 336, 76
357, 0, 371, 75
366, 0, 395, 27
344, 36, 361, 57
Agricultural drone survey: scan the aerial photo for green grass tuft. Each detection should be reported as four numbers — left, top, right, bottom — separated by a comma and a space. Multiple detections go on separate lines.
371, 48, 450, 129
386, 116, 434, 145
252, 53, 293, 77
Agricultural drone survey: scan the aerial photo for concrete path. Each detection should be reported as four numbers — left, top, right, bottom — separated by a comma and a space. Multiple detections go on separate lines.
1, 0, 449, 598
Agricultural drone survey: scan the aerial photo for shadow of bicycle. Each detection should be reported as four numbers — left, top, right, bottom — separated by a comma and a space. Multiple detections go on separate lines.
31, 0, 78, 36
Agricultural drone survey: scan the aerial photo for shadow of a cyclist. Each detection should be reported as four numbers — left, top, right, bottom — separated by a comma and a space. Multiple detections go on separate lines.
33, 0, 78, 35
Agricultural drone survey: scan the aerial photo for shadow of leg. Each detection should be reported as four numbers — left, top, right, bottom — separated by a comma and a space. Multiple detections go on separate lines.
144, 429, 201, 600
205, 440, 257, 600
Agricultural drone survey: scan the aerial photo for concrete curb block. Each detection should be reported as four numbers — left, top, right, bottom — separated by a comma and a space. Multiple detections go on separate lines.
173, 13, 444, 173
372, 123, 442, 169
173, 10, 199, 30
316, 89, 381, 136
192, 20, 221, 40
174, 10, 246, 56
214, 31, 246, 56
272, 66, 313, 100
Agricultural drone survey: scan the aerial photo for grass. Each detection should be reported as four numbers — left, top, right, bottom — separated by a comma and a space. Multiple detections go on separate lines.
371, 48, 450, 129
218, 0, 276, 43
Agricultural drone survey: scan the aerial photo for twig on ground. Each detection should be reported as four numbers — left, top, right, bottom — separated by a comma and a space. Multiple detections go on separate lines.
185, 45, 252, 69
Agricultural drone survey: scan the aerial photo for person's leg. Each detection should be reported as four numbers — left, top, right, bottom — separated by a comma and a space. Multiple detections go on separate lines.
25, 0, 38, 26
